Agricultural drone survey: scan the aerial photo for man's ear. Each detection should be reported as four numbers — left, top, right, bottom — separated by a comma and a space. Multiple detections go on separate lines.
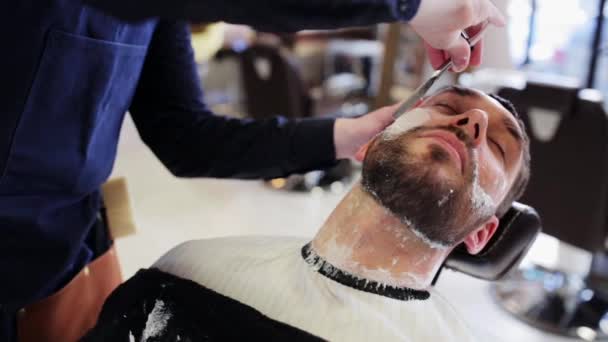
355, 140, 373, 162
463, 216, 499, 255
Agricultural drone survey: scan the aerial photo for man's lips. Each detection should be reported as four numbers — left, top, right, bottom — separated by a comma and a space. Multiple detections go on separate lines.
422, 131, 468, 173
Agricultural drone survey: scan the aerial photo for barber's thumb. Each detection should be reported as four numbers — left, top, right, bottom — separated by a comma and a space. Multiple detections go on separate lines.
447, 36, 471, 73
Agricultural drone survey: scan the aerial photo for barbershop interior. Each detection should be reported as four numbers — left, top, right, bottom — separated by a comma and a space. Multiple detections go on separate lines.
8, 0, 608, 341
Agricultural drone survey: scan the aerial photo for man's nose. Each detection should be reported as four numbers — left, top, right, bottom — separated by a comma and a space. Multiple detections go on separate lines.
452, 109, 489, 148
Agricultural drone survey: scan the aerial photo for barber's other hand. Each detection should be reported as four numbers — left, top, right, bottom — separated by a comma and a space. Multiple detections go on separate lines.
410, 0, 506, 72
334, 104, 399, 160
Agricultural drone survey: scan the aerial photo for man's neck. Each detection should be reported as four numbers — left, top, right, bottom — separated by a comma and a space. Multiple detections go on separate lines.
311, 183, 452, 290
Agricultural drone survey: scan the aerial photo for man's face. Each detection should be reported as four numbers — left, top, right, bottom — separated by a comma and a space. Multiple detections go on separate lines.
361, 86, 525, 247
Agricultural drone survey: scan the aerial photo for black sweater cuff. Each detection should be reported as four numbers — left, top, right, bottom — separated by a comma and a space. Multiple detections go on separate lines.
286, 118, 338, 175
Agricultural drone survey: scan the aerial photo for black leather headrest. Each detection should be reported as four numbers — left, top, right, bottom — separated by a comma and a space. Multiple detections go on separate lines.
443, 202, 541, 281
520, 74, 580, 115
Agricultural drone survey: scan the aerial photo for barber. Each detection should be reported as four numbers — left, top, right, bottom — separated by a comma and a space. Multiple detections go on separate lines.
0, 0, 504, 341
88, 0, 506, 72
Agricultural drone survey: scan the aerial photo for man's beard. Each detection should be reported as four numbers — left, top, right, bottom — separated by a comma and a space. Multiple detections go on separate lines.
361, 125, 495, 248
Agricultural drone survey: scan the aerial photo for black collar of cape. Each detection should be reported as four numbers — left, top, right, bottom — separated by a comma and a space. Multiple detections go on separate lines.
301, 242, 430, 302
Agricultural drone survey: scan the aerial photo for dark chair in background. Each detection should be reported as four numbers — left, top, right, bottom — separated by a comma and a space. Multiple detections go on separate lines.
239, 44, 313, 119
232, 44, 355, 192
490, 78, 608, 340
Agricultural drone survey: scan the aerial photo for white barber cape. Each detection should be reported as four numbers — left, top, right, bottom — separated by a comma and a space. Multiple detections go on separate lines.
153, 236, 479, 342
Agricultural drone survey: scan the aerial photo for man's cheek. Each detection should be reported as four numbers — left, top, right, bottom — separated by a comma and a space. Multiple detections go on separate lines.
477, 156, 508, 203
383, 108, 433, 139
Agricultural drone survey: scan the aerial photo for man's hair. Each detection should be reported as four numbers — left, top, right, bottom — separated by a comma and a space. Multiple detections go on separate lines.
489, 94, 531, 217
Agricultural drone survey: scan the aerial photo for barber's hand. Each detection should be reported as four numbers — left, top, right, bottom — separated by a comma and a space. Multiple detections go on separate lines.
334, 104, 400, 160
410, 0, 506, 72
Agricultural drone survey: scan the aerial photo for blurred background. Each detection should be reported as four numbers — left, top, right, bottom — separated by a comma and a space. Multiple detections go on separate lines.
110, 0, 608, 340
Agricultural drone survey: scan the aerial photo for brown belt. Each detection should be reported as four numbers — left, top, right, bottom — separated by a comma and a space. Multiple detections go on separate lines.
17, 245, 122, 342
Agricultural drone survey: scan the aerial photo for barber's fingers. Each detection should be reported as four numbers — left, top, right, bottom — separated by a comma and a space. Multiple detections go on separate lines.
425, 42, 449, 70
469, 39, 483, 67
365, 103, 399, 129
451, 0, 506, 70
446, 34, 472, 72
444, 18, 492, 71
425, 32, 484, 70
420, 0, 506, 71
464, 22, 487, 67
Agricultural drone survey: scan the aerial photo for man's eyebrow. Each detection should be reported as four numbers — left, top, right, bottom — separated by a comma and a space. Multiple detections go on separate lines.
503, 117, 524, 144
437, 85, 480, 98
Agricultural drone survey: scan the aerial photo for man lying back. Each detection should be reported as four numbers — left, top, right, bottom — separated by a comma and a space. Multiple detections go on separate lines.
84, 86, 531, 342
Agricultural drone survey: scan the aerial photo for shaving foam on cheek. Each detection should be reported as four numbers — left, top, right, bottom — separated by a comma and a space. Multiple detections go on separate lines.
496, 178, 508, 195
383, 108, 433, 140
471, 153, 496, 213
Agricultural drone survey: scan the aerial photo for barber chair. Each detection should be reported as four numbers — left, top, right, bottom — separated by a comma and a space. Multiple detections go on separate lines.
233, 44, 356, 192
323, 40, 383, 99
483, 79, 608, 340
200, 48, 247, 117
239, 44, 313, 119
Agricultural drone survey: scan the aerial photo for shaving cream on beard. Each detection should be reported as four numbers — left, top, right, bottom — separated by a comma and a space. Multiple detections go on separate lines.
410, 153, 496, 250
378, 108, 453, 250
379, 108, 496, 249
470, 153, 496, 216
383, 108, 433, 140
